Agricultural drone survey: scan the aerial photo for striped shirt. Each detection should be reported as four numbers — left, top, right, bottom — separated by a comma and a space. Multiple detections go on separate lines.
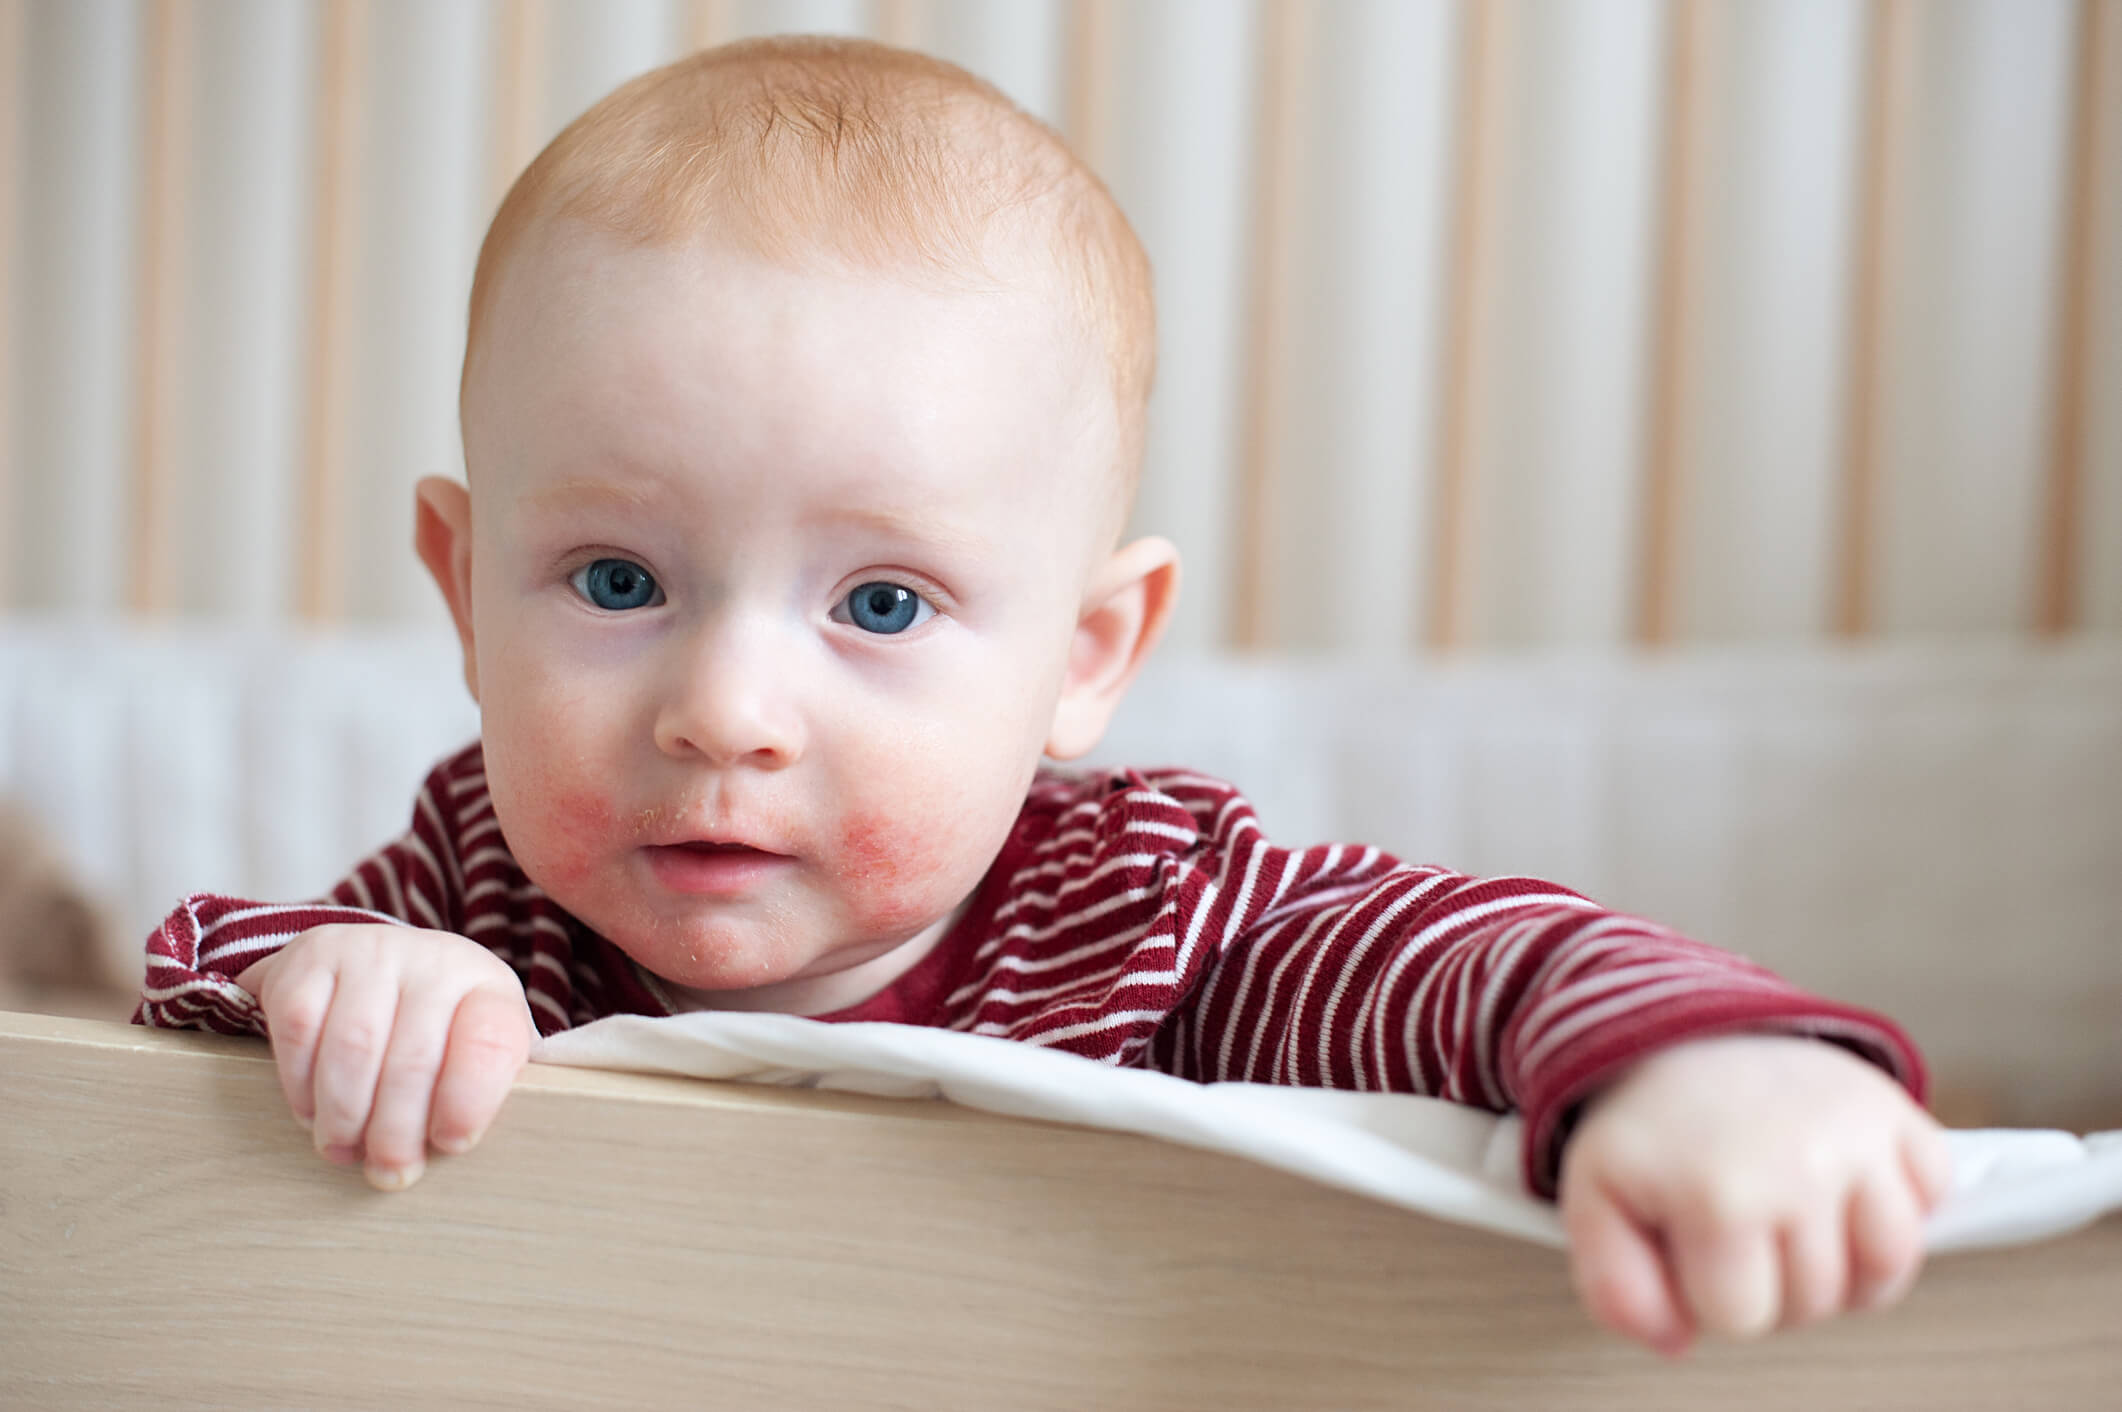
136, 741, 1925, 1194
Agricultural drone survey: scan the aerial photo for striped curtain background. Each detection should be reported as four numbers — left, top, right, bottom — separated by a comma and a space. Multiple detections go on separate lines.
2, 0, 2118, 654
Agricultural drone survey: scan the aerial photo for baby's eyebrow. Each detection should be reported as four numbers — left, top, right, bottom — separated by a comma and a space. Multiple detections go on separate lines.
826, 503, 988, 558
520, 480, 660, 516
518, 476, 993, 559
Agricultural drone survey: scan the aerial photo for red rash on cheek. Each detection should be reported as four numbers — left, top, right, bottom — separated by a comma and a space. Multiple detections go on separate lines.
838, 811, 901, 874
526, 786, 622, 889
833, 806, 972, 938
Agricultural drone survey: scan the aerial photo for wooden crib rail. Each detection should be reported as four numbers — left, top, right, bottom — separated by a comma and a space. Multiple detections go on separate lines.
3, 1010, 2117, 1411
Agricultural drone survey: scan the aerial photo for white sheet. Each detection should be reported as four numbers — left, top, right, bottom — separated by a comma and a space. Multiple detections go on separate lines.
535, 1011, 2122, 1254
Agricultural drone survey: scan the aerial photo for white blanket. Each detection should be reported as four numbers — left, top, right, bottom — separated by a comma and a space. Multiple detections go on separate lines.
536, 1012, 2122, 1254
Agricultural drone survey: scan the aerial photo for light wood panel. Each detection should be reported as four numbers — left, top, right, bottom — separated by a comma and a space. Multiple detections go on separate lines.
1834, 0, 1917, 638
4, 1010, 2120, 1411
126, 0, 195, 617
1426, 0, 1509, 652
0, 0, 20, 614
1232, 0, 1310, 650
295, 0, 367, 623
688, 0, 736, 49
1062, 0, 1113, 173
2085, 0, 2122, 631
487, 0, 548, 216
876, 0, 923, 49
1636, 0, 1715, 646
2040, 0, 2116, 635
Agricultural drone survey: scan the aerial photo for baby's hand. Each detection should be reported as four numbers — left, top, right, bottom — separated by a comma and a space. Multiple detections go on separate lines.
234, 924, 536, 1191
1558, 1033, 1952, 1358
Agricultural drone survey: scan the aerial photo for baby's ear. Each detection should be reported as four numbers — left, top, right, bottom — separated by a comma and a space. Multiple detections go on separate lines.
1045, 537, 1180, 760
413, 476, 480, 702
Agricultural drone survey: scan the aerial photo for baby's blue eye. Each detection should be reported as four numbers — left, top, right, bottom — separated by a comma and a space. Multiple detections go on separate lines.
837, 581, 933, 635
571, 558, 661, 611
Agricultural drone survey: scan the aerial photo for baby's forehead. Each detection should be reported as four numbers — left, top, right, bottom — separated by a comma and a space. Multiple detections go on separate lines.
462, 36, 1149, 536
509, 216, 1100, 389
484, 224, 1124, 516
488, 239, 1137, 552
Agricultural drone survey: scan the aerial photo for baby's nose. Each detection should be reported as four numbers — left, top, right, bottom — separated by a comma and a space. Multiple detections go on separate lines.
652, 625, 805, 768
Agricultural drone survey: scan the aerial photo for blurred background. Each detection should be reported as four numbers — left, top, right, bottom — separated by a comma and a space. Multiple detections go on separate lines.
0, 0, 2118, 1129
3, 0, 2116, 649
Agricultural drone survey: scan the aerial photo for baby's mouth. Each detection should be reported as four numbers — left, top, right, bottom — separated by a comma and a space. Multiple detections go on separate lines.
642, 839, 794, 897
651, 840, 792, 866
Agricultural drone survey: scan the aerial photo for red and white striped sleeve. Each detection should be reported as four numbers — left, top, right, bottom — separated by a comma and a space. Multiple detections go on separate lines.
133, 894, 413, 1035
1135, 774, 1927, 1197
133, 750, 475, 1036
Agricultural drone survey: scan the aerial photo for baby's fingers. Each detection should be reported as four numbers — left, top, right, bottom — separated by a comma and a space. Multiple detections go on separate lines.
1848, 1172, 1926, 1310
425, 986, 534, 1159
307, 966, 401, 1164
1777, 1212, 1848, 1328
253, 961, 339, 1132
1903, 1121, 1954, 1214
1563, 1183, 1695, 1358
1672, 1214, 1779, 1341
358, 986, 467, 1190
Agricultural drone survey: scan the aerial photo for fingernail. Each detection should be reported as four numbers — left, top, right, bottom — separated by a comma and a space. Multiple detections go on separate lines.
1857, 1276, 1913, 1312
317, 1141, 361, 1166
364, 1160, 425, 1192
293, 1112, 314, 1134
432, 1127, 485, 1157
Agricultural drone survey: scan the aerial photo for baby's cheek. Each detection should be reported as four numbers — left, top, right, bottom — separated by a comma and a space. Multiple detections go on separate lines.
489, 752, 620, 894
832, 800, 995, 939
534, 788, 623, 887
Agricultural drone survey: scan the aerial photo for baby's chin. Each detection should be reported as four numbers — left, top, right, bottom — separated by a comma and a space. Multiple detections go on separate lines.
636, 931, 943, 1016
587, 894, 949, 1007
596, 908, 827, 990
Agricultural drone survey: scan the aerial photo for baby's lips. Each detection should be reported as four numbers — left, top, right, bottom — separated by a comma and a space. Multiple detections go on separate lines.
645, 820, 796, 856
648, 839, 795, 864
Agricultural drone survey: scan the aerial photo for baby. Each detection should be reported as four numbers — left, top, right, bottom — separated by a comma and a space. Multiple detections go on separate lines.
137, 37, 1949, 1358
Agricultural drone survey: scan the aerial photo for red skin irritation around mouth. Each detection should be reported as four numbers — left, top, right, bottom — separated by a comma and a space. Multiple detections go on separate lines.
539, 785, 943, 932
510, 775, 996, 986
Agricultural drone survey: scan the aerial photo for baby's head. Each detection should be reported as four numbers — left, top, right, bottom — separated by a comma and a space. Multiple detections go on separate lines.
416, 38, 1179, 1013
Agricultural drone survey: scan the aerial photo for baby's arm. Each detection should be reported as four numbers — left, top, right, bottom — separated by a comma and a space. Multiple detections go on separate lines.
137, 750, 477, 1036
1144, 796, 1932, 1352
1560, 1032, 1951, 1357
135, 746, 540, 1186
236, 924, 535, 1190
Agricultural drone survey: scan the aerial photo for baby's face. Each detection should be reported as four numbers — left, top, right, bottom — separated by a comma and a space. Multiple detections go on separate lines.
455, 224, 1118, 1011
